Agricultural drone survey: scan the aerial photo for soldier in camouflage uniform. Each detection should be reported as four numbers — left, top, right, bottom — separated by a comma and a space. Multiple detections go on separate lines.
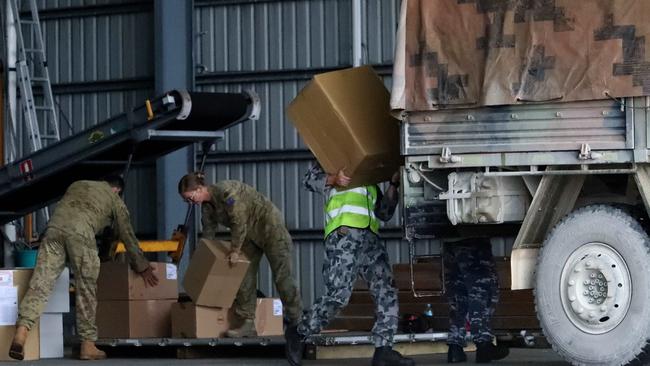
285, 164, 415, 366
443, 238, 509, 363
9, 176, 159, 361
178, 172, 303, 338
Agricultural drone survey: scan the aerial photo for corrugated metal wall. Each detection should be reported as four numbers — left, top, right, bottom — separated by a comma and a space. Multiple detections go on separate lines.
10, 0, 157, 234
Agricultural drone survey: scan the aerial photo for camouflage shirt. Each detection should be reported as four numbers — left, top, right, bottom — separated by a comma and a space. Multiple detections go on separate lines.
302, 163, 398, 222
201, 180, 281, 251
47, 180, 149, 272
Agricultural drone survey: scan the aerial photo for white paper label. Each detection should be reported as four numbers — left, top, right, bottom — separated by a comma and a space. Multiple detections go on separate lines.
166, 263, 177, 280
0, 271, 13, 286
273, 299, 283, 316
0, 286, 18, 326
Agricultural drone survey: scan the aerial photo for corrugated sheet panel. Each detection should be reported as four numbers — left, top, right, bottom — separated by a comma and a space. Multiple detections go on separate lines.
364, 0, 399, 65
197, 81, 307, 152
194, 0, 352, 73
42, 10, 153, 83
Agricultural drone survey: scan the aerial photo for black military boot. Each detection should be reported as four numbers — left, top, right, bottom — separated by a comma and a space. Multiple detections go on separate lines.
447, 344, 467, 363
285, 325, 304, 366
475, 342, 509, 363
372, 346, 416, 366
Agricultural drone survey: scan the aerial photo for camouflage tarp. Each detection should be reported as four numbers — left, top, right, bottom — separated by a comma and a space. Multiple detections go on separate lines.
397, 0, 650, 111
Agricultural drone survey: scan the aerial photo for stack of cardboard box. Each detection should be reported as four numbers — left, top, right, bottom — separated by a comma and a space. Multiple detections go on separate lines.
173, 239, 284, 338
96, 262, 178, 338
0, 267, 70, 361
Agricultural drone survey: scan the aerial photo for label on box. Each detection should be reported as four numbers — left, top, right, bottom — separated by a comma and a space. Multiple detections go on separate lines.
273, 299, 283, 316
0, 286, 18, 325
166, 263, 177, 280
0, 271, 13, 286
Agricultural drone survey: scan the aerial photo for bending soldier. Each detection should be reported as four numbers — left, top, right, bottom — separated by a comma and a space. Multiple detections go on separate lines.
285, 164, 415, 366
10, 176, 159, 361
178, 172, 303, 340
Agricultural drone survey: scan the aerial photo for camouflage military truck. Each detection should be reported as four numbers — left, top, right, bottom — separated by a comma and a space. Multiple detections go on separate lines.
392, 1, 650, 365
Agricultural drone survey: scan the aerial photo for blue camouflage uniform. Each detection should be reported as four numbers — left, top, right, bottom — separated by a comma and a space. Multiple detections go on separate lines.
443, 238, 499, 346
297, 164, 399, 348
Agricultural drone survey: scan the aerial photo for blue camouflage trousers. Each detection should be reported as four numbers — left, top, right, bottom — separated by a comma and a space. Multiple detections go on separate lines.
444, 238, 499, 346
298, 226, 399, 347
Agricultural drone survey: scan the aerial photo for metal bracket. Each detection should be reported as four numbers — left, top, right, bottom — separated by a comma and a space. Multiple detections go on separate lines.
578, 143, 603, 161
439, 147, 461, 164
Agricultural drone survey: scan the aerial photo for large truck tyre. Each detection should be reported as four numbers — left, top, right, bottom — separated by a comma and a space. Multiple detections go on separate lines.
536, 205, 650, 366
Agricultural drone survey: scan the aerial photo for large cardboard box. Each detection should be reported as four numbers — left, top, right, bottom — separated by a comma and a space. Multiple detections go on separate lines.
39, 313, 63, 359
96, 299, 174, 338
0, 269, 39, 361
171, 302, 232, 338
255, 298, 283, 336
287, 65, 401, 187
97, 262, 178, 301
183, 240, 250, 308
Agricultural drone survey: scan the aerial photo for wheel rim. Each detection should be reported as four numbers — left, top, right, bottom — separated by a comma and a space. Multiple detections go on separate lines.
559, 242, 632, 334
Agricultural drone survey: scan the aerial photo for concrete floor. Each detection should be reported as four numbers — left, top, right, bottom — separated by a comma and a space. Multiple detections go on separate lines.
0, 349, 569, 365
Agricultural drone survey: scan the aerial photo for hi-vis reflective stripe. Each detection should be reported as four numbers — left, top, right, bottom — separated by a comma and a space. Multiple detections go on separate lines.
330, 187, 368, 197
326, 204, 376, 220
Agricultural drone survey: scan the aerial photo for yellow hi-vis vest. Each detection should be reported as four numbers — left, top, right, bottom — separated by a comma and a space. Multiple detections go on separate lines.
324, 185, 380, 238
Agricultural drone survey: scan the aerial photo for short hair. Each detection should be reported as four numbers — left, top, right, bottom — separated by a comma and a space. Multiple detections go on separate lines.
104, 175, 125, 192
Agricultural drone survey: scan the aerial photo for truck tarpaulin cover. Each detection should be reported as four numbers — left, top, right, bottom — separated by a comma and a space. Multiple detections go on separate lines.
396, 0, 650, 111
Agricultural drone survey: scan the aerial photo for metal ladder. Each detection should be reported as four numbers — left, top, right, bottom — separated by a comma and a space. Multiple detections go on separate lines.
9, 0, 60, 152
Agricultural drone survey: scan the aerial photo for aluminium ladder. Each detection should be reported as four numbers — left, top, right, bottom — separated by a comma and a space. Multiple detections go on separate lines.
9, 0, 60, 153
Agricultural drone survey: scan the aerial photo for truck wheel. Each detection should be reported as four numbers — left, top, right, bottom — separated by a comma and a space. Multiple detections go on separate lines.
536, 204, 650, 366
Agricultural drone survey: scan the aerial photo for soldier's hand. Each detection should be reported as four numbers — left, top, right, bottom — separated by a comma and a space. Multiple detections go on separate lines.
228, 251, 240, 266
140, 266, 159, 287
334, 170, 351, 187
391, 171, 400, 185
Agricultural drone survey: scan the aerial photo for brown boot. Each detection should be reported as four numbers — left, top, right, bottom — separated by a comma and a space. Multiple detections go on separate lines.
225, 319, 257, 338
9, 325, 29, 360
79, 341, 107, 360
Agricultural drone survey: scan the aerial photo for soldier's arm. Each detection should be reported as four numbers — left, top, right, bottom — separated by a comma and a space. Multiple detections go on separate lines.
303, 163, 328, 195
223, 191, 248, 253
113, 199, 150, 273
375, 184, 399, 222
200, 204, 218, 239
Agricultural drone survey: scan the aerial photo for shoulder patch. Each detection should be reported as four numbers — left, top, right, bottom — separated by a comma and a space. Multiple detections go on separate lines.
226, 197, 236, 206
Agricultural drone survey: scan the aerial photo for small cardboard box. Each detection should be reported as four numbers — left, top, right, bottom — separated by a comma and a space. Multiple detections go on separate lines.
97, 262, 178, 301
96, 299, 175, 338
287, 65, 401, 187
39, 313, 63, 359
44, 268, 70, 313
255, 298, 283, 336
0, 269, 40, 361
171, 302, 232, 338
183, 240, 250, 308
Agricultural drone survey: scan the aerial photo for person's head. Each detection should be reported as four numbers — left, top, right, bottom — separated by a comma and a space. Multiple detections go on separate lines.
178, 172, 210, 204
104, 175, 125, 195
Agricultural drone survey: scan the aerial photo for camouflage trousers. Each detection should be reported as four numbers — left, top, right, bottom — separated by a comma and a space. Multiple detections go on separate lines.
443, 238, 499, 346
233, 220, 303, 325
18, 228, 100, 341
298, 226, 399, 347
